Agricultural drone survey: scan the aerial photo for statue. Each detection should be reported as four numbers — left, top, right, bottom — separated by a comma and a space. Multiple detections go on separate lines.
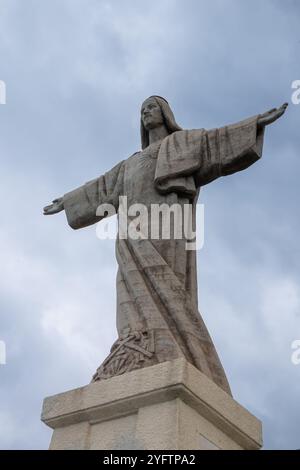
44, 96, 287, 395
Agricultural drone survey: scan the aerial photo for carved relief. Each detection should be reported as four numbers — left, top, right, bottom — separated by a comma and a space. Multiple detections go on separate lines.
92, 330, 156, 381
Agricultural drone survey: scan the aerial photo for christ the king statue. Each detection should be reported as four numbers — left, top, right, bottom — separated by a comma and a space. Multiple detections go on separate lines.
44, 96, 287, 395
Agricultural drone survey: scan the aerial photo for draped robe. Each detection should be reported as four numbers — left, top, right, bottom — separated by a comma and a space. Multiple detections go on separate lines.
63, 115, 265, 395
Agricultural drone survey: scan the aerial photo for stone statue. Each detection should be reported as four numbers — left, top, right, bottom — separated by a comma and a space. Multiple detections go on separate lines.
44, 96, 287, 395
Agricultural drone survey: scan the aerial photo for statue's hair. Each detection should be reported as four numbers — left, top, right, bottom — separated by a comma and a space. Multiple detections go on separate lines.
140, 96, 182, 149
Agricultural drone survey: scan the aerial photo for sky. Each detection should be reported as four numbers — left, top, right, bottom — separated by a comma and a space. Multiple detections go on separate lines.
0, 0, 299, 450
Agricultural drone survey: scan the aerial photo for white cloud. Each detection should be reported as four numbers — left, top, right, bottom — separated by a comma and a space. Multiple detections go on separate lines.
260, 278, 300, 346
0, 411, 18, 448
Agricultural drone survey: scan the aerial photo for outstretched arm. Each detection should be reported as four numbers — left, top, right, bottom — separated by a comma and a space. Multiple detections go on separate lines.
43, 160, 125, 229
257, 102, 288, 129
193, 103, 288, 187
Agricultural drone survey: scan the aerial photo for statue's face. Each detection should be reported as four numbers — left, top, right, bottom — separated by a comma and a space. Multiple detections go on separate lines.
141, 98, 164, 130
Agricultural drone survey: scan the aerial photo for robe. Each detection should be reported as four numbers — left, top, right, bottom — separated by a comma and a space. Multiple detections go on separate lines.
63, 115, 265, 395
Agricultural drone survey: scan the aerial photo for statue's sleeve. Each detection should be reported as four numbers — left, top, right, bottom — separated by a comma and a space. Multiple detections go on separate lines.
63, 160, 125, 230
195, 115, 265, 187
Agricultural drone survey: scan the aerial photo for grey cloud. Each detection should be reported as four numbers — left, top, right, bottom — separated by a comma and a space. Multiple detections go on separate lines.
0, 0, 299, 449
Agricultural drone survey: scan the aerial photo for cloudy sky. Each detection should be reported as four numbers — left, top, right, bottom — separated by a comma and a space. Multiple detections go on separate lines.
0, 0, 299, 450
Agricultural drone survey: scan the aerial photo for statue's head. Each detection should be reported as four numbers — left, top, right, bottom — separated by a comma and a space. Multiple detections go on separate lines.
140, 96, 182, 149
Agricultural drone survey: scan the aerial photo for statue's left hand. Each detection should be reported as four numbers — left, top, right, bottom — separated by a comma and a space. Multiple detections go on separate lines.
257, 103, 288, 128
43, 197, 64, 215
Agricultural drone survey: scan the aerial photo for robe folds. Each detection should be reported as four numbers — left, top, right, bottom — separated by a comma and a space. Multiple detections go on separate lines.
63, 115, 264, 395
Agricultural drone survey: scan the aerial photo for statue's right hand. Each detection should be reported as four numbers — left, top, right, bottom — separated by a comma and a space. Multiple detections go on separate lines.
43, 197, 64, 215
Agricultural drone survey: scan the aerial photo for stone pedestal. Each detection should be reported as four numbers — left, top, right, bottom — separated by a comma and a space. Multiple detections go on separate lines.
41, 359, 262, 450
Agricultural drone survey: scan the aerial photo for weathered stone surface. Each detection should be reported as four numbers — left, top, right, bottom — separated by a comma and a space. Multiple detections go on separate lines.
42, 358, 262, 450
43, 97, 287, 393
